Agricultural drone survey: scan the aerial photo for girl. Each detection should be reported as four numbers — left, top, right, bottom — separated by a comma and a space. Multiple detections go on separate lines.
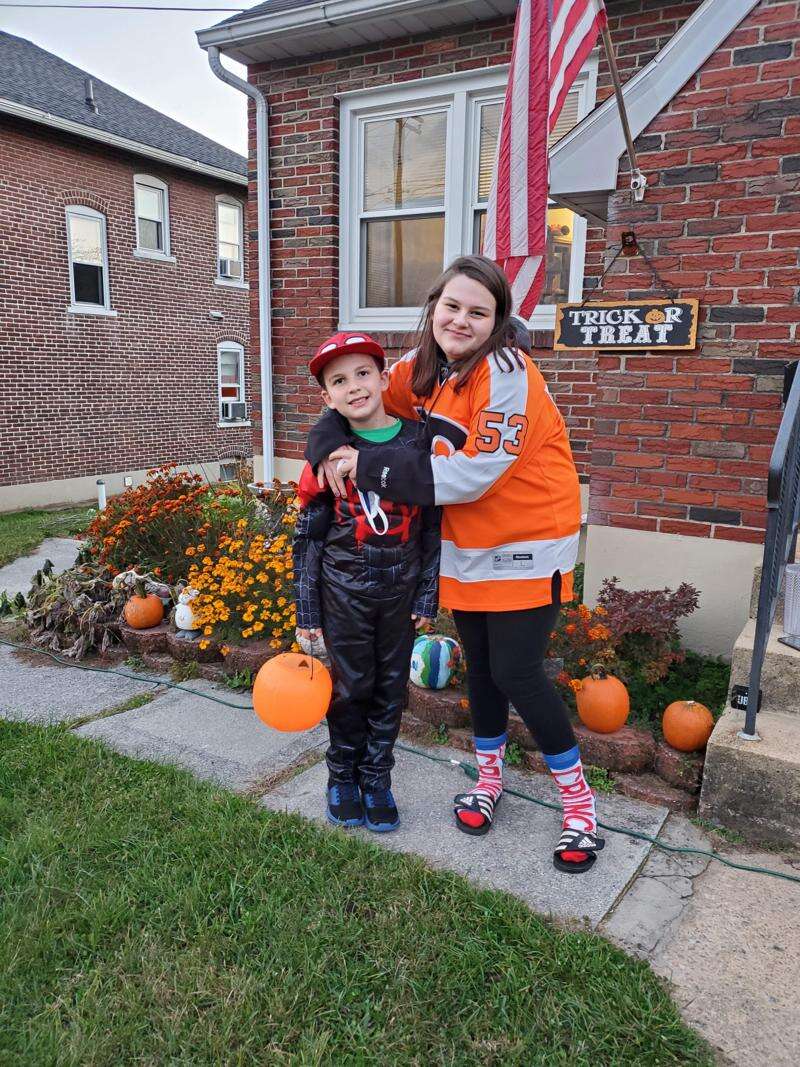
307, 255, 603, 873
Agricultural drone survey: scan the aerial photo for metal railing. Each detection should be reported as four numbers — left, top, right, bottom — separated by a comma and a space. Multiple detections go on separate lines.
744, 363, 800, 738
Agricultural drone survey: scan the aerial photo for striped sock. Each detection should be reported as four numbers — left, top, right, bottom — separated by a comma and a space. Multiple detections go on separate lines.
544, 746, 597, 861
457, 733, 506, 829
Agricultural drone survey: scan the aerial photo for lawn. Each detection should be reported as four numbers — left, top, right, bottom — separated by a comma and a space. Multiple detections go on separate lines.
0, 722, 712, 1066
0, 507, 92, 568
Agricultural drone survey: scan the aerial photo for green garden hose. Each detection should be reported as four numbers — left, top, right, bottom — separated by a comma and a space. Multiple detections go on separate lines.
2, 635, 800, 887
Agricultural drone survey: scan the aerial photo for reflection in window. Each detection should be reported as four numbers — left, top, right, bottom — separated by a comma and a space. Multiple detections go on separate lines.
359, 111, 446, 306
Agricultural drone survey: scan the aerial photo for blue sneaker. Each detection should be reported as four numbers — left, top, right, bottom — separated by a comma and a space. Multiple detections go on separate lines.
362, 788, 400, 832
326, 782, 364, 827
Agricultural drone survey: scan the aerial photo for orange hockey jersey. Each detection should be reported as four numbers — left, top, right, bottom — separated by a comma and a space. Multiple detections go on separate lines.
307, 348, 581, 612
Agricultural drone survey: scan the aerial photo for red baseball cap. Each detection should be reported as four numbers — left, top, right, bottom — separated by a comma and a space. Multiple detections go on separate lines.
310, 331, 386, 380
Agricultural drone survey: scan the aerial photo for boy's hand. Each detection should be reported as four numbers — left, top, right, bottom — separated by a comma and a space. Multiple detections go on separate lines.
412, 615, 433, 631
296, 628, 323, 641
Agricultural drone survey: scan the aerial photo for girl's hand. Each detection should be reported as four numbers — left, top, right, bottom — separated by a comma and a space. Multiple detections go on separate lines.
412, 615, 433, 631
316, 448, 358, 497
329, 446, 359, 485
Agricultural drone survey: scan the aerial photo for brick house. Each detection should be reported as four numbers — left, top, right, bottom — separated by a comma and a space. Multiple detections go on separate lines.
0, 32, 252, 512
198, 0, 800, 655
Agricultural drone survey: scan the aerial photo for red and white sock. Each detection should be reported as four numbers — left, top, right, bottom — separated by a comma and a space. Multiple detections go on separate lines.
544, 746, 597, 862
457, 733, 506, 830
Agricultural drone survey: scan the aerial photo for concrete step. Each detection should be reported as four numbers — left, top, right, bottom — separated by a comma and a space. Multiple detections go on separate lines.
699, 709, 800, 847
749, 564, 784, 627
729, 617, 800, 717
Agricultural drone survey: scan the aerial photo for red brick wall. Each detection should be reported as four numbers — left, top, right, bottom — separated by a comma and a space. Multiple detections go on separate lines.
248, 0, 703, 477
587, 0, 800, 544
0, 116, 250, 490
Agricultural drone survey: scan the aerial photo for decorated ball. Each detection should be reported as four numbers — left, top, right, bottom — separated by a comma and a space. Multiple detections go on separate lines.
410, 634, 461, 690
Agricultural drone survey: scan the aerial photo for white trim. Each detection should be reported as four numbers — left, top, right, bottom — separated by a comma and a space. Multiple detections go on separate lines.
214, 277, 249, 290
217, 339, 246, 422
217, 420, 252, 428
67, 305, 118, 317
0, 96, 246, 187
134, 174, 171, 257
215, 194, 245, 283
133, 249, 177, 264
340, 65, 596, 332
65, 204, 112, 313
550, 0, 761, 210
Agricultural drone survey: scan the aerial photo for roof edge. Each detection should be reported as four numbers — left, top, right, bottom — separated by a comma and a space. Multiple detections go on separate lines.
549, 0, 762, 209
0, 96, 248, 186
196, 0, 481, 51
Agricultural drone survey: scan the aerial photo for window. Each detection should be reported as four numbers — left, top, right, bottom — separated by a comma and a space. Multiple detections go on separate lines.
340, 62, 598, 330
216, 197, 244, 283
134, 175, 171, 257
217, 342, 247, 423
65, 205, 112, 313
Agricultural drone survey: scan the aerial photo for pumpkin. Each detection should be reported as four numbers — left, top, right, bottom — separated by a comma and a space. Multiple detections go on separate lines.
123, 593, 164, 629
575, 664, 630, 734
253, 652, 332, 733
410, 634, 461, 689
662, 699, 714, 752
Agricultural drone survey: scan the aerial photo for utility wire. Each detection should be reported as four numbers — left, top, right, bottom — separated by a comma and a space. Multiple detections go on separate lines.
3, 633, 800, 887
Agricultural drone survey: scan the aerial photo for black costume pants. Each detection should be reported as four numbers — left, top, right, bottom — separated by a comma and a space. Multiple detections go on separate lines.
452, 576, 575, 757
322, 580, 415, 790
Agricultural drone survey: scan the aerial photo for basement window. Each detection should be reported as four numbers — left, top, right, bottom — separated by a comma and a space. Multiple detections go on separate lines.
66, 205, 113, 314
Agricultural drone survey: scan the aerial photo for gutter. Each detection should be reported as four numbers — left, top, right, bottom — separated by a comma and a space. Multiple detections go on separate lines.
207, 46, 275, 482
196, 0, 505, 51
0, 97, 246, 186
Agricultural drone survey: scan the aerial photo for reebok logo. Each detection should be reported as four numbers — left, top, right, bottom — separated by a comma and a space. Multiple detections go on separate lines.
380, 466, 390, 489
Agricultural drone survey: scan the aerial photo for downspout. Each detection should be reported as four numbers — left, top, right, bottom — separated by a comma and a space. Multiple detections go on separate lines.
207, 45, 274, 481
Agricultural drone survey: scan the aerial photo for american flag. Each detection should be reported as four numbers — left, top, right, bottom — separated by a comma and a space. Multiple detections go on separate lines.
483, 0, 607, 318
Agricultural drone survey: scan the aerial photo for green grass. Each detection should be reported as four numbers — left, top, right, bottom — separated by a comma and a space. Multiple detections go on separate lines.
0, 722, 712, 1066
626, 651, 732, 730
0, 507, 93, 568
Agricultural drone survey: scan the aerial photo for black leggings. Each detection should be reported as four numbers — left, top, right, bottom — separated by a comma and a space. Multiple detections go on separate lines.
453, 598, 576, 757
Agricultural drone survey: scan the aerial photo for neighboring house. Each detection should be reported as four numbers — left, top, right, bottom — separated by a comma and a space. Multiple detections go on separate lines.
197, 0, 799, 655
0, 32, 252, 511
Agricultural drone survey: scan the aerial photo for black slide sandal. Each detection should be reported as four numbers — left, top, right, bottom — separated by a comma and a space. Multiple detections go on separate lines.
553, 828, 605, 874
454, 791, 501, 836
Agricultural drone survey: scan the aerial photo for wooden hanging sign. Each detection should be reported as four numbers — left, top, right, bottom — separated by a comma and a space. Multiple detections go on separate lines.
554, 299, 699, 351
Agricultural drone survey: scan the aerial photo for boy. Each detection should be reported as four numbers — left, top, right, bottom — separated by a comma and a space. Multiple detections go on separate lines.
293, 331, 440, 832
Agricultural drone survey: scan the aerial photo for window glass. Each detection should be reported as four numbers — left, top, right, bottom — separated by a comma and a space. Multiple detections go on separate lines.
363, 112, 447, 211
219, 349, 241, 400
218, 202, 241, 260
135, 183, 165, 251
473, 90, 581, 304
68, 212, 105, 306
362, 215, 445, 307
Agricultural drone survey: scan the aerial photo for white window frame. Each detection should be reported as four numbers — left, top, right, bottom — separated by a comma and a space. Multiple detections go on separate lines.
65, 205, 115, 316
215, 195, 247, 289
339, 60, 598, 332
133, 174, 174, 262
217, 341, 250, 426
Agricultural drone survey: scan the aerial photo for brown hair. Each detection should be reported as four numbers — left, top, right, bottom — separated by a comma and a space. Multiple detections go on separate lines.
410, 255, 524, 397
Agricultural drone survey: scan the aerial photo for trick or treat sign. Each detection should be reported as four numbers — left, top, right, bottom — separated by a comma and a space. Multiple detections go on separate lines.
554, 299, 699, 351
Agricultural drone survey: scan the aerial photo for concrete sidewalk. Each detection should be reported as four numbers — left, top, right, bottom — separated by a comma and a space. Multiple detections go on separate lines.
1, 630, 798, 1065
0, 536, 82, 598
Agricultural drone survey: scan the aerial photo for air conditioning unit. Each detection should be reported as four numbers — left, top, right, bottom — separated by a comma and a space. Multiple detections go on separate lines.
219, 258, 242, 279
220, 401, 247, 421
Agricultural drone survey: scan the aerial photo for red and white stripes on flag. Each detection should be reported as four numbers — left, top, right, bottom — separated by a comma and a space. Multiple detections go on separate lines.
483, 0, 607, 319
